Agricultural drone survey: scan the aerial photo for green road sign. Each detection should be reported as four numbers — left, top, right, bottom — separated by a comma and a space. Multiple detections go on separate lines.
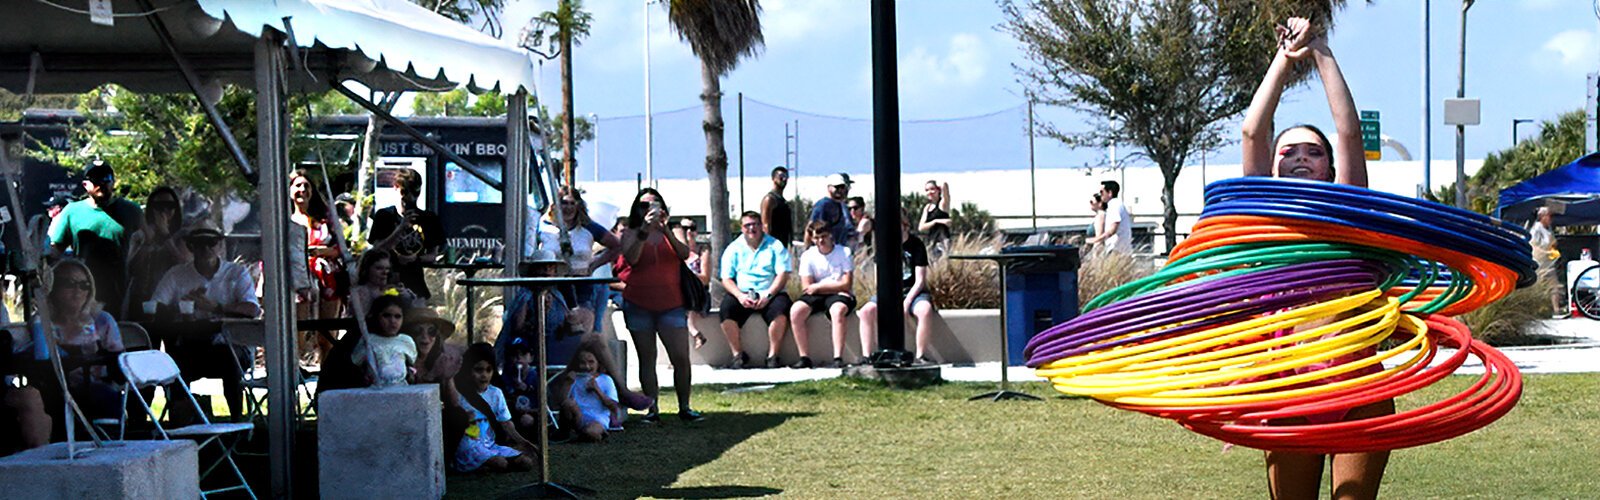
1360, 110, 1380, 160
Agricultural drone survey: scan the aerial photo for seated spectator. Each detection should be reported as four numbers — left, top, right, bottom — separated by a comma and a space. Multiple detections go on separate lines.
1, 332, 51, 455
557, 349, 621, 442
859, 210, 941, 365
151, 220, 260, 418
30, 259, 124, 438
501, 340, 542, 433
352, 296, 416, 388
847, 196, 873, 250
404, 307, 465, 455
790, 222, 856, 369
718, 211, 793, 369
453, 343, 536, 473
672, 218, 713, 350
349, 249, 420, 320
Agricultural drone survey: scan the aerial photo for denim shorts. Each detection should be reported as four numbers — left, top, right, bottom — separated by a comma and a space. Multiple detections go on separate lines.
620, 299, 688, 332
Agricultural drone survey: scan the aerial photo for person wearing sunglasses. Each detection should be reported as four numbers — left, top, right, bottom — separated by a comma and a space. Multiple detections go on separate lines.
150, 220, 261, 419
846, 196, 873, 250
124, 186, 187, 321
27, 259, 125, 439
47, 160, 143, 317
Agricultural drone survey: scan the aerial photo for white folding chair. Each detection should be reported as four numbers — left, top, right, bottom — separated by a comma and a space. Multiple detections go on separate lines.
119, 350, 258, 500
92, 322, 156, 440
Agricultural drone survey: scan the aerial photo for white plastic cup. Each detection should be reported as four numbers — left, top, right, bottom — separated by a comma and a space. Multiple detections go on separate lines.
142, 301, 158, 315
178, 300, 195, 316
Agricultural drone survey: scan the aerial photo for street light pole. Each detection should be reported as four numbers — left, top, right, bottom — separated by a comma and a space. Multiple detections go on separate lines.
590, 113, 599, 183
1421, 0, 1431, 199
643, 0, 654, 186
1454, 0, 1474, 209
1513, 118, 1534, 146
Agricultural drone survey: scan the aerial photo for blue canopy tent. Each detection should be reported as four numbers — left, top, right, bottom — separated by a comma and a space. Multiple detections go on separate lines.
1496, 153, 1600, 226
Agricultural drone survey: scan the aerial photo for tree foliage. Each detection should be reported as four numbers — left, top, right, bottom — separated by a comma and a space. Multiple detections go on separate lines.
1002, 0, 1345, 250
412, 89, 508, 117
1429, 109, 1585, 215
667, 0, 765, 302
0, 89, 78, 120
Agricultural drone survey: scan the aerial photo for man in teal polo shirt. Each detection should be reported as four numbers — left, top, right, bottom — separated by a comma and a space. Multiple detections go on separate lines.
718, 211, 793, 369
49, 160, 143, 315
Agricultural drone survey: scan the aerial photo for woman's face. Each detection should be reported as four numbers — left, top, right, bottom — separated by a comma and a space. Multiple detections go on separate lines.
1274, 128, 1332, 181
375, 305, 404, 337
290, 175, 312, 206
409, 324, 438, 353
560, 195, 579, 224
924, 183, 940, 202
148, 193, 179, 232
368, 258, 392, 286
51, 266, 92, 312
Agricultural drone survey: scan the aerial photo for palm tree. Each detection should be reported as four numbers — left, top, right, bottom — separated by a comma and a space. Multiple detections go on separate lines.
665, 0, 764, 293
523, 0, 593, 187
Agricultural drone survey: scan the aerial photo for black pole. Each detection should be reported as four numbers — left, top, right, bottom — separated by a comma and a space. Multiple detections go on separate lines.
739, 92, 746, 214
872, 0, 905, 355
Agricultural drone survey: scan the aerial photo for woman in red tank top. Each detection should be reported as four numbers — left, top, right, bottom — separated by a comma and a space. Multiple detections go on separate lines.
618, 188, 702, 423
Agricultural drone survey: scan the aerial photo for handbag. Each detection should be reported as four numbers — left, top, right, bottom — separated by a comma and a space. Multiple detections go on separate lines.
678, 263, 709, 312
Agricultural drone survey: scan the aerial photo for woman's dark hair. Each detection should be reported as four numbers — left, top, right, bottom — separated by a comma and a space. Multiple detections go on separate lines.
455, 343, 499, 420
356, 249, 392, 285
144, 186, 183, 232
290, 169, 331, 223
626, 188, 667, 229
547, 185, 591, 227
1273, 124, 1336, 181
366, 294, 408, 324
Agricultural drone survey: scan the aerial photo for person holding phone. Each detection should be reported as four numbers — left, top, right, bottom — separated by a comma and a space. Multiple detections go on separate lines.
617, 188, 701, 423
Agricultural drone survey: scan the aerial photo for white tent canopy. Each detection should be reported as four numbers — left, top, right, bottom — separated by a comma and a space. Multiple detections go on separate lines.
2, 0, 535, 94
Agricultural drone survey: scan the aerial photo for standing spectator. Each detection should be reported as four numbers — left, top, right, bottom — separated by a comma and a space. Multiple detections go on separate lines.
718, 211, 793, 369
847, 196, 873, 250
918, 180, 952, 259
291, 169, 345, 321
1530, 206, 1562, 317
858, 210, 941, 365
27, 194, 71, 257
808, 173, 856, 251
1086, 180, 1133, 254
124, 187, 187, 322
789, 221, 856, 368
29, 259, 124, 436
618, 189, 701, 422
48, 160, 142, 316
760, 166, 794, 248
1089, 193, 1107, 244
673, 218, 713, 349
367, 169, 444, 301
151, 220, 260, 419
531, 186, 621, 332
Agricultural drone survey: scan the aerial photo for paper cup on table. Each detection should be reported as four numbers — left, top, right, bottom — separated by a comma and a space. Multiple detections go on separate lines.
178, 300, 195, 315
142, 301, 158, 315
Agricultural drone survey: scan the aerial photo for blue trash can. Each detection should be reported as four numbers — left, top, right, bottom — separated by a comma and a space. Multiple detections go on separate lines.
1002, 245, 1079, 365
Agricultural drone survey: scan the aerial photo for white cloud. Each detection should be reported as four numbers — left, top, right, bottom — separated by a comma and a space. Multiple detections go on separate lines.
1537, 29, 1599, 75
898, 33, 990, 91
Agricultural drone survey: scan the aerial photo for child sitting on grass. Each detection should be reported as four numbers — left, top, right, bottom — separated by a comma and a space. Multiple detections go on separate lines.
558, 349, 623, 442
502, 340, 542, 433
453, 343, 536, 473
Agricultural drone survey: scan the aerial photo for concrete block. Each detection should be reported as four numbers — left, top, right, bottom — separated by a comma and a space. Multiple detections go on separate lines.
319, 385, 444, 500
0, 440, 199, 500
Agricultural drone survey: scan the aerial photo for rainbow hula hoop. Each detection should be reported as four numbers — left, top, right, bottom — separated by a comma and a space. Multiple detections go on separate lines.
1026, 177, 1529, 454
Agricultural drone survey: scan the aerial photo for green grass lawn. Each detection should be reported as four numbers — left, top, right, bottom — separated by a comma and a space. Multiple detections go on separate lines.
447, 373, 1600, 499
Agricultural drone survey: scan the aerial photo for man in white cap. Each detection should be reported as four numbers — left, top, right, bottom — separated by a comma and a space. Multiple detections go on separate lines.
809, 172, 858, 251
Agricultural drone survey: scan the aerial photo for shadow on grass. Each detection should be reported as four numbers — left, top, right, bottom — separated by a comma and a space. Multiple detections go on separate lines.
449, 411, 812, 499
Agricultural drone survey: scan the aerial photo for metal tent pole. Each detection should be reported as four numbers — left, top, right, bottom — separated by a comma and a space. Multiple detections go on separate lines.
506, 91, 530, 276
255, 30, 296, 499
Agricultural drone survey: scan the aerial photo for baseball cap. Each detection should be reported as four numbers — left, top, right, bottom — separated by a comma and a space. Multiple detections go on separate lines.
182, 219, 225, 242
42, 194, 73, 208
83, 160, 115, 185
825, 173, 854, 187
679, 218, 696, 229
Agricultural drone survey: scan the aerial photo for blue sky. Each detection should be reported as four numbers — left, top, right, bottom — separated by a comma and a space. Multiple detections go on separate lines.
494, 0, 1600, 181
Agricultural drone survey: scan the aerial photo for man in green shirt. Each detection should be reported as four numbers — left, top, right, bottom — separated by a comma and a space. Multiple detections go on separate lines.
49, 160, 143, 315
